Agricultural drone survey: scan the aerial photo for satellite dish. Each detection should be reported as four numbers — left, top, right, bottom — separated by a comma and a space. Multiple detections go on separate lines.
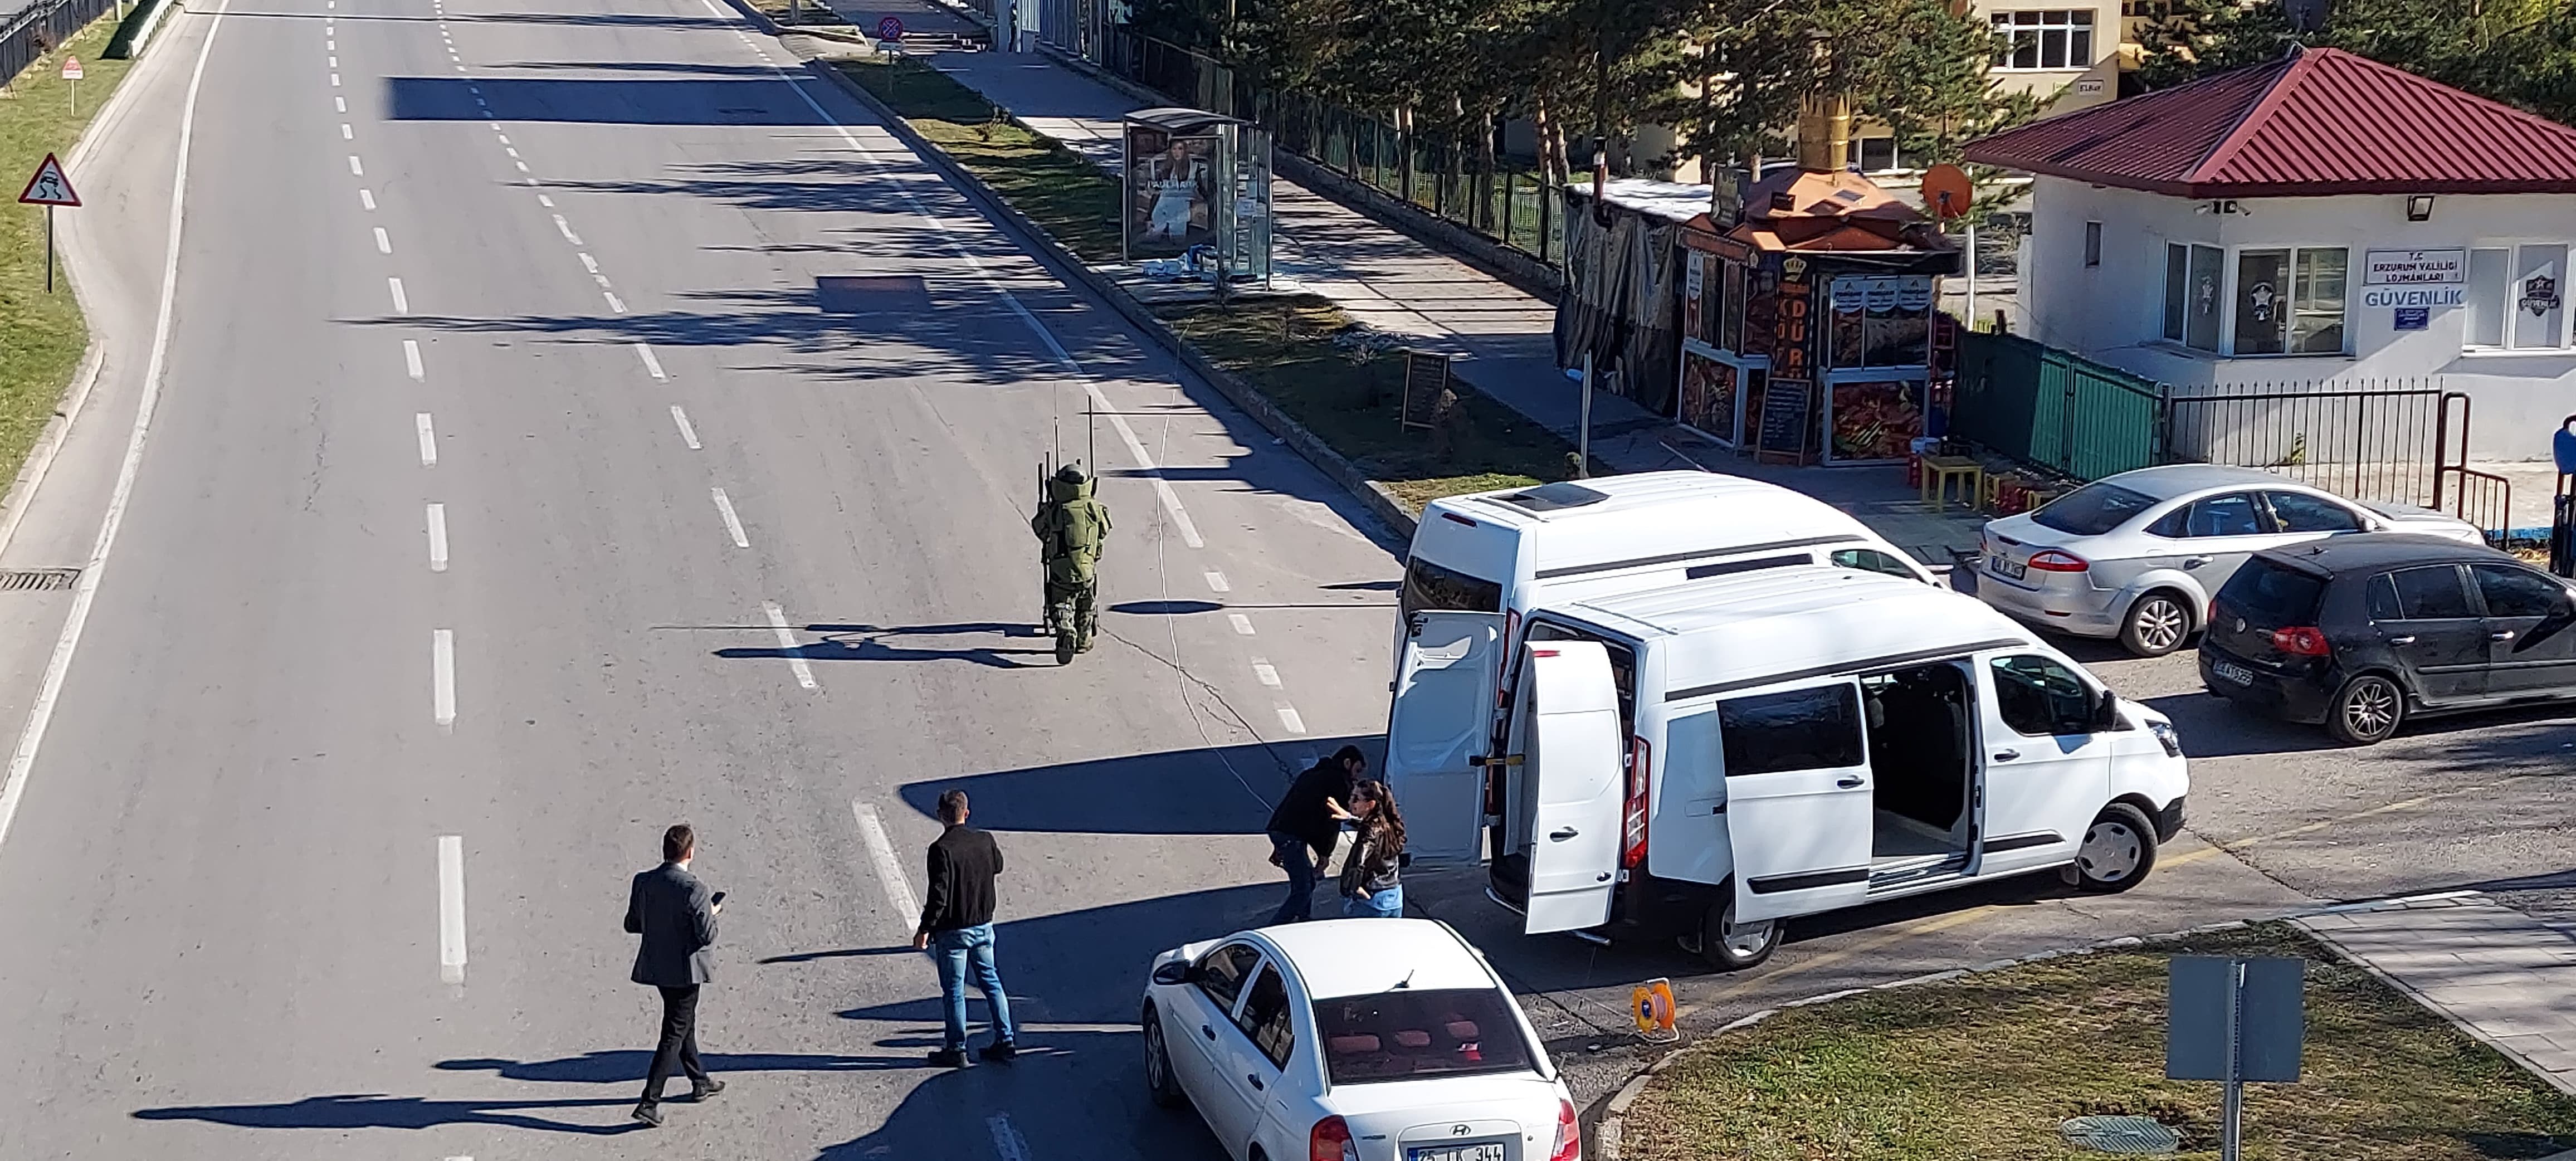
1920, 164, 1973, 221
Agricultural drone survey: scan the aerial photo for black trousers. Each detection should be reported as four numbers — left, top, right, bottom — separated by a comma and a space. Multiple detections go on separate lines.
641, 984, 709, 1104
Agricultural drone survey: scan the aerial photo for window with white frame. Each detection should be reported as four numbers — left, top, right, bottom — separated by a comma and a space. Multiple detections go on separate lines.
2162, 243, 2347, 356
2464, 243, 2570, 350
1993, 10, 2096, 70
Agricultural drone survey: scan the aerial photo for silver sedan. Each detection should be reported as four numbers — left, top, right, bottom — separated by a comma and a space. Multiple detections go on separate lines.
1974, 465, 2486, 657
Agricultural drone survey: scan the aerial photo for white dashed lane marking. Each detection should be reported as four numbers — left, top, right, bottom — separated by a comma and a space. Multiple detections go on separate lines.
387, 277, 408, 314
669, 405, 701, 450
416, 413, 437, 466
633, 343, 666, 380
1203, 570, 1230, 593
1276, 706, 1306, 734
373, 226, 391, 253
1228, 613, 1256, 636
431, 628, 457, 726
1251, 659, 1281, 688
437, 835, 467, 984
710, 487, 750, 549
762, 602, 819, 691
425, 503, 448, 572
403, 339, 424, 380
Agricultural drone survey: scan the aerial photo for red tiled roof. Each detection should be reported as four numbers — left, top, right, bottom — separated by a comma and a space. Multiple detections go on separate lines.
1962, 47, 2576, 197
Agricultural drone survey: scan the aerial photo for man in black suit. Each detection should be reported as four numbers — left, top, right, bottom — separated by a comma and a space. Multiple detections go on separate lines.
625, 824, 725, 1127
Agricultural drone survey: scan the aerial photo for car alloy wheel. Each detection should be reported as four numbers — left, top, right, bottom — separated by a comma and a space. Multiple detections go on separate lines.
2121, 594, 2189, 657
2330, 675, 2402, 745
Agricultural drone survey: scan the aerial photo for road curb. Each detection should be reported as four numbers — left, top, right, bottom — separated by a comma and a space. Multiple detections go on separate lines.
1589, 889, 2485, 1160
791, 51, 1421, 543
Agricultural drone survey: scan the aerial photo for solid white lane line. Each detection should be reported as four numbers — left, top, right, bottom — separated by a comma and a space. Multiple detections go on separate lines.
1251, 659, 1281, 687
426, 503, 448, 572
340, 123, 352, 139
1228, 613, 1256, 636
416, 413, 437, 465
0, 0, 234, 857
633, 343, 666, 379
552, 214, 579, 245
358, 188, 374, 210
988, 1115, 1033, 1161
437, 835, 467, 984
404, 339, 424, 379
710, 488, 750, 548
432, 629, 456, 726
1277, 706, 1307, 734
347, 154, 361, 175
851, 802, 921, 922
670, 405, 701, 450
1204, 570, 1231, 593
762, 602, 819, 691
578, 252, 598, 274
388, 277, 408, 314
335, 95, 345, 112
373, 226, 391, 253
603, 291, 626, 314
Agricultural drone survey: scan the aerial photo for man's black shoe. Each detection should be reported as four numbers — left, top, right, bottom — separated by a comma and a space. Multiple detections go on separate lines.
687, 1079, 725, 1102
927, 1047, 968, 1068
979, 1042, 1017, 1063
631, 1104, 664, 1128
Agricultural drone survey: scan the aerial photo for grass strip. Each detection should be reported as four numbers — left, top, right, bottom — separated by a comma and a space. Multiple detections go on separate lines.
835, 54, 1585, 509
0, 12, 135, 494
1618, 923, 2576, 1161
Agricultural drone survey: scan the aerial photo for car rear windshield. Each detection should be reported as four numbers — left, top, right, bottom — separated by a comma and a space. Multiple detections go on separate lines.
2218, 558, 2328, 626
1400, 557, 1505, 619
1313, 987, 1536, 1085
2031, 482, 2157, 536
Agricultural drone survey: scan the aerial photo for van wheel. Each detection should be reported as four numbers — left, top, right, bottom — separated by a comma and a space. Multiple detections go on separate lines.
1141, 1004, 1184, 1108
2119, 592, 2192, 657
1693, 895, 1779, 970
2326, 674, 2404, 745
2075, 803, 2158, 892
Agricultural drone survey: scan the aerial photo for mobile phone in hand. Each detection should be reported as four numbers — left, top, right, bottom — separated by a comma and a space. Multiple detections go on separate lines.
710, 891, 727, 908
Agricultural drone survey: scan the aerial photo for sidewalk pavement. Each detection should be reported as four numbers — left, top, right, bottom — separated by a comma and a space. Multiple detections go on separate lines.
913, 47, 1991, 565
2299, 895, 2576, 1097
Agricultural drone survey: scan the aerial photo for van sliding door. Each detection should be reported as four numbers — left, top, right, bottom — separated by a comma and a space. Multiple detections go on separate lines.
1719, 677, 1875, 923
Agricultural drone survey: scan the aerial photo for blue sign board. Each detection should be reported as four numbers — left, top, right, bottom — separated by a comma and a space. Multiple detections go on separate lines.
2394, 307, 2429, 331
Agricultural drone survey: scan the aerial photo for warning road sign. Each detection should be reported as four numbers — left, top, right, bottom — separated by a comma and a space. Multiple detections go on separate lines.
60, 56, 81, 81
876, 14, 903, 40
19, 153, 80, 207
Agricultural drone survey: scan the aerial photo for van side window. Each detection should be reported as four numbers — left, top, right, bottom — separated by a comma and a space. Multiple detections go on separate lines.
1525, 621, 1639, 735
1716, 684, 1864, 776
1989, 655, 2095, 737
1399, 557, 1504, 621
1829, 548, 1922, 581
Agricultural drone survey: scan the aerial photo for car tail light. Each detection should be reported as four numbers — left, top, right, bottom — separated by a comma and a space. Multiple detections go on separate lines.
1621, 737, 1650, 869
2026, 549, 2089, 573
2270, 626, 2331, 656
1310, 1115, 1358, 1161
1550, 1097, 1582, 1161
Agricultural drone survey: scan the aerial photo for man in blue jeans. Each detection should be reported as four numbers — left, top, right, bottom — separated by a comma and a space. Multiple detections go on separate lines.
1264, 746, 1365, 925
911, 790, 1016, 1067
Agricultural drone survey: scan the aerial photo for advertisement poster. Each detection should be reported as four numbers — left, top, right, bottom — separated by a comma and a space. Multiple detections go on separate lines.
1828, 378, 1925, 462
1682, 253, 1706, 342
1679, 350, 1739, 444
1125, 129, 1219, 258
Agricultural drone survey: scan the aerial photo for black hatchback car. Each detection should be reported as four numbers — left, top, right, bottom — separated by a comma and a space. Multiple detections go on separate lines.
2199, 533, 2576, 745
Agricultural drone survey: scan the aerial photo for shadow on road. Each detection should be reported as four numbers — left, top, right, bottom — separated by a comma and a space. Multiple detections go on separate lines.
717, 622, 1058, 669
895, 736, 1381, 835
131, 1093, 648, 1135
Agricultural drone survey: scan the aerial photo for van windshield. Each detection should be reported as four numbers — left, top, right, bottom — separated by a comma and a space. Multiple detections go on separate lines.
1400, 557, 1504, 621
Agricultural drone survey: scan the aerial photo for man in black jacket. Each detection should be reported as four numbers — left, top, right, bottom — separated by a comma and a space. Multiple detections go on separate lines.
625, 824, 725, 1127
911, 790, 1016, 1067
1265, 745, 1366, 924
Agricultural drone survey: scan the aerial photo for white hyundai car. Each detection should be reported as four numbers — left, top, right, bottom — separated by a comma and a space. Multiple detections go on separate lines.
1140, 918, 1580, 1161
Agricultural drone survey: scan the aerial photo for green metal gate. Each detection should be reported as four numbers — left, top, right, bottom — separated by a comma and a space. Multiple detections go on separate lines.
1952, 330, 2164, 481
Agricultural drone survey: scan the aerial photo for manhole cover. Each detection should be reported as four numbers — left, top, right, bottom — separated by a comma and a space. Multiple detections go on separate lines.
0, 568, 80, 592
2059, 1115, 2181, 1155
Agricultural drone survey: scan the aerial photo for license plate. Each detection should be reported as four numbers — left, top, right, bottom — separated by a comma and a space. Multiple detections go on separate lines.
2212, 660, 2256, 686
1409, 1144, 1505, 1161
1988, 553, 2026, 579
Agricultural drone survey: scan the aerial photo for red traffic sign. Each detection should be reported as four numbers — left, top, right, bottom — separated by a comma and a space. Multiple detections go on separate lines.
60, 56, 81, 81
876, 14, 903, 40
18, 153, 79, 207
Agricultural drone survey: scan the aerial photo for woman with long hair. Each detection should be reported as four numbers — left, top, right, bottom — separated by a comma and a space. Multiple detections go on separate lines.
1331, 780, 1406, 919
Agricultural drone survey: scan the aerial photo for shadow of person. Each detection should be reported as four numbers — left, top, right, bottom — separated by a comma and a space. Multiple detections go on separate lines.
433, 1050, 923, 1085
130, 1093, 650, 1136
715, 621, 1056, 670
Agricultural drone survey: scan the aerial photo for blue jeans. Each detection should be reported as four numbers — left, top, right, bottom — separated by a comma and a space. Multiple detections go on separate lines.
1343, 884, 1403, 918
1269, 832, 1318, 925
930, 924, 1015, 1050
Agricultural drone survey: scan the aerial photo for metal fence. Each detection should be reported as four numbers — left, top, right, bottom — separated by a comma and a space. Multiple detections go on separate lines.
3, 0, 118, 88
1951, 332, 2489, 525
1101, 30, 1568, 265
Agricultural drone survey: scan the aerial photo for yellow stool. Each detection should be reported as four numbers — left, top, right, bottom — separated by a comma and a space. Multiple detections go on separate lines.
1921, 455, 1982, 514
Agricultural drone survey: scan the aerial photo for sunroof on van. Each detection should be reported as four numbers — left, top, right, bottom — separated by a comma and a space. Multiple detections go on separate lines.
1496, 482, 1609, 511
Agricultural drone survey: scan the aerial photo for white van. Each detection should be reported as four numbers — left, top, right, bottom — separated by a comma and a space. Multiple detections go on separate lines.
1395, 471, 1939, 685
1387, 565, 2189, 970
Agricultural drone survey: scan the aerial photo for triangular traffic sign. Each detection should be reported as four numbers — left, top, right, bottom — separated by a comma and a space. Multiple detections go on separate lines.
19, 153, 79, 207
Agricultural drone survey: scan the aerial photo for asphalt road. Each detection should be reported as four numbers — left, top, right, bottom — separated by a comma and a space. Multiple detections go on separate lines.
2, 2, 2572, 1159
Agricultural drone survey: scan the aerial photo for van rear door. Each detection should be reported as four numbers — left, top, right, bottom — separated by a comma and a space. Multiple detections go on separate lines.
1720, 677, 1876, 923
1518, 641, 1627, 935
1387, 611, 1505, 866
